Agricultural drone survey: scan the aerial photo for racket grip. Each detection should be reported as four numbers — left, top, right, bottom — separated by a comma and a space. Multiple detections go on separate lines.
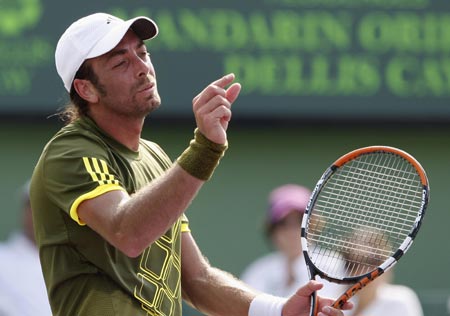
310, 291, 319, 316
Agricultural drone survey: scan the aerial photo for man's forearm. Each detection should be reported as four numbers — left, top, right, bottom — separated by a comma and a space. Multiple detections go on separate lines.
183, 265, 257, 316
114, 164, 203, 255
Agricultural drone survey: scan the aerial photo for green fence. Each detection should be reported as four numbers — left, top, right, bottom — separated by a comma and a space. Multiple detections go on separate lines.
1, 121, 448, 315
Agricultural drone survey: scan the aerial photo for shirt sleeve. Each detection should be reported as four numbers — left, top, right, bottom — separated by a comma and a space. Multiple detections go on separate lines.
42, 135, 126, 225
181, 213, 190, 233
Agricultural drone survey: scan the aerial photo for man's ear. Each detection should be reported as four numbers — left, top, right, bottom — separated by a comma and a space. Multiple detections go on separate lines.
73, 79, 99, 103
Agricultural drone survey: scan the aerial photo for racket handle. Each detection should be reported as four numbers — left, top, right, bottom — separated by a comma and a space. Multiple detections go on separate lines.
310, 291, 319, 316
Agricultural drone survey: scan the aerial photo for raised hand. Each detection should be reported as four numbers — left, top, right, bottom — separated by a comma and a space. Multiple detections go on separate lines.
192, 73, 241, 145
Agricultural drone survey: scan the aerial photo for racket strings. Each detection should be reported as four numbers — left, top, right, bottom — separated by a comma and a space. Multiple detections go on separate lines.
307, 152, 423, 279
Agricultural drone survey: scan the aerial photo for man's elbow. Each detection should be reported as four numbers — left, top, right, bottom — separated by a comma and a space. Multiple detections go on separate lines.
113, 232, 147, 258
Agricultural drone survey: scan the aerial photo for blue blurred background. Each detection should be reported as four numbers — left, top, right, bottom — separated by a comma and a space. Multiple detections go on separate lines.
1, 0, 449, 315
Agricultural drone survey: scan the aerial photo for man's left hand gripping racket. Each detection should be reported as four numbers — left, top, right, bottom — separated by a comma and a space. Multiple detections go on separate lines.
300, 146, 429, 316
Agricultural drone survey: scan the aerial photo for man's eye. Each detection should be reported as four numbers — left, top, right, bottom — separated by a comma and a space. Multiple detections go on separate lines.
114, 61, 126, 68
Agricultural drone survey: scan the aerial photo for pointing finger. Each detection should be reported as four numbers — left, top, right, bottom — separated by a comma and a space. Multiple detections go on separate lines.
226, 83, 241, 104
193, 73, 236, 105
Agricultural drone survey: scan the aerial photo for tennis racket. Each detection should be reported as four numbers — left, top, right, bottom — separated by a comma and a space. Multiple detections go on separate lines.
300, 146, 429, 316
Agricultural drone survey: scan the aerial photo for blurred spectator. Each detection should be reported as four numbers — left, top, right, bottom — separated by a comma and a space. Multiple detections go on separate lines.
0, 180, 52, 315
347, 269, 423, 316
447, 295, 450, 315
241, 184, 345, 299
342, 227, 424, 316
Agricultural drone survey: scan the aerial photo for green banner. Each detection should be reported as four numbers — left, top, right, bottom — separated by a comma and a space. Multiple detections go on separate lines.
1, 0, 449, 120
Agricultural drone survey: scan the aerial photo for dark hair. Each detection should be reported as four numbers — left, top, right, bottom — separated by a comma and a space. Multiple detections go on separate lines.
58, 60, 103, 124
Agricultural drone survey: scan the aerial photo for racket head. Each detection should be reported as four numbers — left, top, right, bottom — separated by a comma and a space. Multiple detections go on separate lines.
300, 146, 429, 285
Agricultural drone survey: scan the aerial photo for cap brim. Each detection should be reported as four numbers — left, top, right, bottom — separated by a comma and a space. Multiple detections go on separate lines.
87, 16, 158, 60
130, 17, 158, 41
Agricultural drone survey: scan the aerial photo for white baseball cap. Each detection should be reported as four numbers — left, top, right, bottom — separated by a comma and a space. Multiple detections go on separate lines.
55, 12, 158, 92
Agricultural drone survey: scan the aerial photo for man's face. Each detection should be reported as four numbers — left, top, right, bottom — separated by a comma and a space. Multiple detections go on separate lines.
89, 30, 161, 118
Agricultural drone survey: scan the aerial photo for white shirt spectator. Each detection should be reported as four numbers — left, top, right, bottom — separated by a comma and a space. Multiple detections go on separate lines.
241, 251, 345, 299
351, 282, 423, 316
0, 232, 52, 316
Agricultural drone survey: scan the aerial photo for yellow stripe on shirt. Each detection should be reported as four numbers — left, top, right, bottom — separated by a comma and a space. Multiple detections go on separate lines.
83, 157, 119, 186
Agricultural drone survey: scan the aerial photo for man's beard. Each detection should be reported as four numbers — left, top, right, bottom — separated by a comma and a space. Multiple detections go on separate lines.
96, 79, 162, 118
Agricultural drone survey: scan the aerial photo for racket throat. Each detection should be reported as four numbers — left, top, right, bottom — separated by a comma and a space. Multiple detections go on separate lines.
333, 268, 384, 309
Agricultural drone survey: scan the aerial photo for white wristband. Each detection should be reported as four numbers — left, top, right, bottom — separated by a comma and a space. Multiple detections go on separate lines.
248, 293, 287, 316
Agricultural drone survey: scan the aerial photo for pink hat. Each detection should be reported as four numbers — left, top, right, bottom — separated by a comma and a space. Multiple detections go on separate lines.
267, 184, 312, 224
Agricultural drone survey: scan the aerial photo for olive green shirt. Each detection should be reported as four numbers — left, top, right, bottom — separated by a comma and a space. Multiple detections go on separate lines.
30, 117, 189, 316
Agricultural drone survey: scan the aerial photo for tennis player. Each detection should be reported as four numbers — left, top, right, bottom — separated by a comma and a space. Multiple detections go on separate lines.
30, 12, 352, 316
